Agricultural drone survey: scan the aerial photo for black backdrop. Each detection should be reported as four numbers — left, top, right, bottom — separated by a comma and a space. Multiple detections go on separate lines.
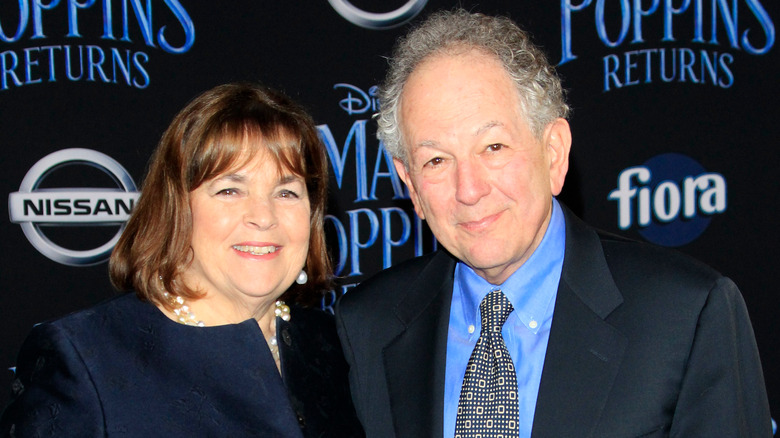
1, 0, 778, 423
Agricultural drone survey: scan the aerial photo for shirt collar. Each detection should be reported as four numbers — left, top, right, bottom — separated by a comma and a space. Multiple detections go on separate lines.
454, 199, 566, 335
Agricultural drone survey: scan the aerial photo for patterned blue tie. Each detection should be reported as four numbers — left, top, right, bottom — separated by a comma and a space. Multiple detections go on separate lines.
455, 289, 519, 437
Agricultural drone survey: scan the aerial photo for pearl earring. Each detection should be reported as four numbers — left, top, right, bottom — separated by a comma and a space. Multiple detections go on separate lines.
295, 270, 308, 285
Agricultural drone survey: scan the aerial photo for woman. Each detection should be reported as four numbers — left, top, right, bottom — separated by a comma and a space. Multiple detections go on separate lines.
1, 83, 363, 437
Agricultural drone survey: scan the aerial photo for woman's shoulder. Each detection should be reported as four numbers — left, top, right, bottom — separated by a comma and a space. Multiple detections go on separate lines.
24, 293, 159, 353
6, 294, 152, 414
42, 292, 152, 331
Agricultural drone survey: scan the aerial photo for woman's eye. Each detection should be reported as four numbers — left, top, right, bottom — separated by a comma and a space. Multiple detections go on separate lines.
487, 144, 504, 152
216, 188, 238, 196
278, 189, 299, 199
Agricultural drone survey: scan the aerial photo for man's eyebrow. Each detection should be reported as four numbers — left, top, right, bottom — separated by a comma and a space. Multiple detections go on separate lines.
415, 140, 439, 149
476, 120, 503, 136
412, 121, 505, 149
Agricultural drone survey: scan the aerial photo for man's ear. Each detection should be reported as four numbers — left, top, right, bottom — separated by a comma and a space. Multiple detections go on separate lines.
546, 118, 572, 196
393, 158, 425, 220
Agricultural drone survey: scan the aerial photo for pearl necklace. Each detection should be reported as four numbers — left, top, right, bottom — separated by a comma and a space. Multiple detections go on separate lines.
162, 292, 291, 361
163, 292, 205, 327
268, 301, 291, 362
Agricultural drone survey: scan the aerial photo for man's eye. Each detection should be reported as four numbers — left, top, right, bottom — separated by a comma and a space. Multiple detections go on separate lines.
487, 144, 504, 152
426, 157, 444, 167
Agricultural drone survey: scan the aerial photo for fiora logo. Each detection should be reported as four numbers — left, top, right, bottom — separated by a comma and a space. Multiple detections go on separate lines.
608, 153, 726, 247
328, 0, 427, 29
8, 148, 140, 266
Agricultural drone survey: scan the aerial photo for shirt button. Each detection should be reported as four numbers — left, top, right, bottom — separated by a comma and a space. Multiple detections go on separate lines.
529, 320, 538, 329
468, 325, 475, 334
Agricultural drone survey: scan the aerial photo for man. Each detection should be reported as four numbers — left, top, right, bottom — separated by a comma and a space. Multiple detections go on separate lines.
335, 9, 771, 438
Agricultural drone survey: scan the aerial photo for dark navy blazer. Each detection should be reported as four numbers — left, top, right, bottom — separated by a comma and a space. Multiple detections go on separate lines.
336, 205, 771, 437
1, 293, 363, 437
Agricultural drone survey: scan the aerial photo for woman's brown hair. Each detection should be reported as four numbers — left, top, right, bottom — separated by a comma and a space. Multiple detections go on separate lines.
109, 82, 331, 308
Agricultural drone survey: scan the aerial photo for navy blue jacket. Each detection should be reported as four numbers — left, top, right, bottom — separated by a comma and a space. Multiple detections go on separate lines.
337, 205, 771, 437
2, 293, 363, 437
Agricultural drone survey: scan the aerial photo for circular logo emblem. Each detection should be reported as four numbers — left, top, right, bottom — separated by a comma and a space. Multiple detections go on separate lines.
608, 153, 727, 247
8, 148, 139, 266
637, 154, 712, 246
328, 0, 428, 29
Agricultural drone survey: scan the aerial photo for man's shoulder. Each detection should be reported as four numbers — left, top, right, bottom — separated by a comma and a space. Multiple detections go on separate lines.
563, 206, 723, 285
361, 250, 447, 285
584, 228, 734, 312
339, 250, 454, 309
561, 207, 728, 309
596, 229, 722, 283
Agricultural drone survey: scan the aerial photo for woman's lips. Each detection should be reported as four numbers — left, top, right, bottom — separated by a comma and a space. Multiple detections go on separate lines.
232, 244, 280, 256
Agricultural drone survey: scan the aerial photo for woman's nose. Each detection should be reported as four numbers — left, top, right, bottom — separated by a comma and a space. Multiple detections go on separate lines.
244, 197, 277, 230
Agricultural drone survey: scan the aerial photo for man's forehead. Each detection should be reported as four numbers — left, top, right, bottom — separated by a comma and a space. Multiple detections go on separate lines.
408, 120, 506, 149
400, 54, 520, 114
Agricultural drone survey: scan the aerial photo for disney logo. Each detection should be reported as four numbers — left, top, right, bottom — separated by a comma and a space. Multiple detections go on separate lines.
335, 83, 380, 116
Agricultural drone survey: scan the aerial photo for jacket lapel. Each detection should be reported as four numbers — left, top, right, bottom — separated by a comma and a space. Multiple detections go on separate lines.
383, 251, 456, 438
532, 207, 627, 437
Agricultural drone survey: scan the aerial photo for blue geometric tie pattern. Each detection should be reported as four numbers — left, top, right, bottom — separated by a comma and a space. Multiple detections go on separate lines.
455, 289, 519, 437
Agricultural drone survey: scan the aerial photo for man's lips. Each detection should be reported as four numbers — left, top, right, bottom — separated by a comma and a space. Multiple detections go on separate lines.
457, 210, 503, 232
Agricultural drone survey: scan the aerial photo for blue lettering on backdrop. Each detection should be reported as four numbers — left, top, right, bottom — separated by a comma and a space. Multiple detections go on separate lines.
334, 83, 380, 115
602, 48, 734, 90
559, 0, 774, 91
0, 0, 194, 90
608, 153, 727, 246
318, 83, 436, 279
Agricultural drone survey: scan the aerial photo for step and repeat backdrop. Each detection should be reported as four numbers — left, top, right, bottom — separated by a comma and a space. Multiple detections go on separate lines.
1, 0, 778, 417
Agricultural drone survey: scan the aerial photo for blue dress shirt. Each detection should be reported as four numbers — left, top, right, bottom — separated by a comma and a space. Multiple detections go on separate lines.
443, 199, 566, 438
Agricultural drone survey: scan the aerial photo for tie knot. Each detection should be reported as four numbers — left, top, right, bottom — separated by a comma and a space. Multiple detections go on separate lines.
479, 289, 514, 334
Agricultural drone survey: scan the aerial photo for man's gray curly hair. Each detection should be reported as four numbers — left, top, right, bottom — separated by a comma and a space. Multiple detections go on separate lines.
376, 9, 570, 165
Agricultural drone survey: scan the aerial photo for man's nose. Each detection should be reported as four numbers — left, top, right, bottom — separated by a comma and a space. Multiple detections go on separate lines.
454, 159, 490, 205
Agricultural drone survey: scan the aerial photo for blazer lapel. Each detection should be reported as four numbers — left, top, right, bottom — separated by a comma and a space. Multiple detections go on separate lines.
532, 207, 627, 438
383, 251, 456, 438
